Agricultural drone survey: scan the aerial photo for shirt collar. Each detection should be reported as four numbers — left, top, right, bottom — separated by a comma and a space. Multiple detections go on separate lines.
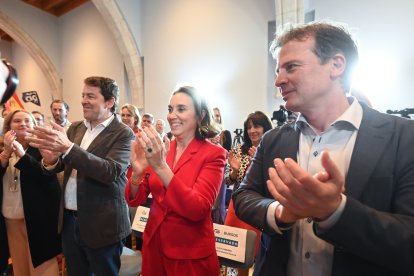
295, 96, 363, 132
334, 96, 363, 130
83, 113, 115, 130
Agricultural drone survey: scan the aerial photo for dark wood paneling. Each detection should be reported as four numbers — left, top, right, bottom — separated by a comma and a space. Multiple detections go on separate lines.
20, 0, 90, 16
0, 29, 13, 42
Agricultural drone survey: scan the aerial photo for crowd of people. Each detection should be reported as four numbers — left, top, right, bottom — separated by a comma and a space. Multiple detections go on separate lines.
1, 20, 414, 276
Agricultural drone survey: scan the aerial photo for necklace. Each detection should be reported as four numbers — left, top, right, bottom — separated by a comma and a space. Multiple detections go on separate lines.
9, 167, 19, 192
8, 153, 19, 192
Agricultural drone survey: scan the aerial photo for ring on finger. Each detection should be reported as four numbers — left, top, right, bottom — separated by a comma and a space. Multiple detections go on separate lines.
147, 147, 153, 153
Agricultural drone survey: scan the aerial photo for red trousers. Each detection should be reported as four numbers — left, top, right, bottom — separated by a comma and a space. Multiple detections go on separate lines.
141, 229, 220, 276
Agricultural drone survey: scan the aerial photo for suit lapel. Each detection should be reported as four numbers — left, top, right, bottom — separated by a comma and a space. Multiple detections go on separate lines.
73, 123, 87, 146
345, 106, 393, 199
170, 138, 202, 173
86, 116, 118, 152
280, 124, 300, 161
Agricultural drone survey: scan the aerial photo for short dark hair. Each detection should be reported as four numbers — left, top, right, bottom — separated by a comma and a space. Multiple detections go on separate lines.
142, 113, 154, 122
84, 76, 119, 113
50, 99, 69, 112
31, 110, 45, 120
270, 21, 358, 93
172, 86, 220, 139
241, 111, 273, 155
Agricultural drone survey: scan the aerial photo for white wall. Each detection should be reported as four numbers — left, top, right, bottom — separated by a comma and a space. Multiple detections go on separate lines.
12, 43, 52, 118
309, 0, 414, 113
60, 2, 127, 120
140, 0, 275, 132
116, 0, 143, 54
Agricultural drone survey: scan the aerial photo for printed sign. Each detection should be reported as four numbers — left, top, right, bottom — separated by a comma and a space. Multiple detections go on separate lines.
131, 208, 248, 263
131, 206, 150, 232
214, 223, 247, 263
22, 91, 41, 106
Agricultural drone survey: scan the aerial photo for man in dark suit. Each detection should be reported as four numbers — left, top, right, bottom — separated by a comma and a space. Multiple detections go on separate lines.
233, 22, 414, 276
28, 76, 134, 276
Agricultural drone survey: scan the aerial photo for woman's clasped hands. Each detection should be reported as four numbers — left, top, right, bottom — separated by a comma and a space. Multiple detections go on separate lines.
131, 125, 170, 176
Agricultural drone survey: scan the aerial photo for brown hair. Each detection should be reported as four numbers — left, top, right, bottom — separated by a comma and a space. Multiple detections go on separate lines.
270, 22, 358, 93
84, 76, 119, 113
172, 86, 220, 139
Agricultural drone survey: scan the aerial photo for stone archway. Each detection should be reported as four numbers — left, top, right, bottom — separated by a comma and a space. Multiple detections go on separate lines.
0, 11, 62, 100
92, 0, 144, 109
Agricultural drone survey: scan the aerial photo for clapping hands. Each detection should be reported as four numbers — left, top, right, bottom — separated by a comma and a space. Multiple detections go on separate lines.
267, 151, 345, 223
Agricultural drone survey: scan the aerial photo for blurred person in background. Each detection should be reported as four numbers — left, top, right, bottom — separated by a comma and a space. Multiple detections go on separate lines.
141, 113, 154, 128
31, 111, 45, 127
50, 99, 71, 131
224, 111, 272, 276
1, 108, 9, 119
155, 119, 167, 139
120, 103, 141, 249
121, 103, 141, 134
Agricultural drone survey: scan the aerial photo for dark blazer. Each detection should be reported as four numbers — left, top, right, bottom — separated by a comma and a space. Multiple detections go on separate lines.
55, 115, 134, 249
125, 138, 226, 260
233, 104, 414, 276
0, 147, 61, 270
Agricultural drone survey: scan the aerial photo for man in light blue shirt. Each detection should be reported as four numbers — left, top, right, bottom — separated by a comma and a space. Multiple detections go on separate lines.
233, 22, 414, 276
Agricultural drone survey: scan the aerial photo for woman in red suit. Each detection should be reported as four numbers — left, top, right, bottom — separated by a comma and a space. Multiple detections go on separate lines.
125, 86, 226, 276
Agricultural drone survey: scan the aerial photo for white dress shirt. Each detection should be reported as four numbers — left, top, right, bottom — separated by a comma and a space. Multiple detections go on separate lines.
64, 115, 114, 210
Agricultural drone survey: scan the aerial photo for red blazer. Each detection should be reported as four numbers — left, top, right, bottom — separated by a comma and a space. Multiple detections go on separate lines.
125, 138, 226, 259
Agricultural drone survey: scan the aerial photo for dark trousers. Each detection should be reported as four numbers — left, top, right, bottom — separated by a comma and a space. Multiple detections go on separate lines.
62, 210, 123, 276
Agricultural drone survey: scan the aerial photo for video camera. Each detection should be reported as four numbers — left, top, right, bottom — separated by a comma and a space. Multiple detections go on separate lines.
386, 108, 414, 119
234, 128, 243, 137
271, 105, 292, 126
232, 128, 243, 147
